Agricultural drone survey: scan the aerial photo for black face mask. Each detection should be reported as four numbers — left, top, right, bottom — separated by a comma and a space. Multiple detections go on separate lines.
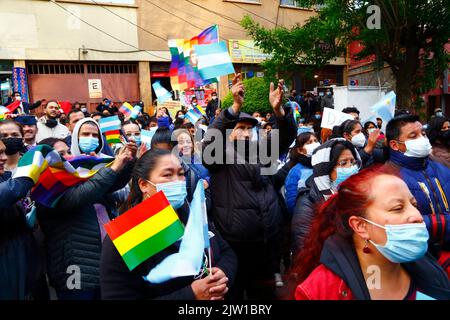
439, 130, 450, 145
2, 137, 25, 155
45, 118, 58, 128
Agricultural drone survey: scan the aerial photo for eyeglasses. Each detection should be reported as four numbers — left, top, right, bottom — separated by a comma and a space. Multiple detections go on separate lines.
336, 159, 361, 168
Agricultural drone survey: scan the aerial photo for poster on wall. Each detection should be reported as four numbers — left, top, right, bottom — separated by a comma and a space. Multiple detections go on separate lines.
88, 79, 103, 99
12, 67, 29, 103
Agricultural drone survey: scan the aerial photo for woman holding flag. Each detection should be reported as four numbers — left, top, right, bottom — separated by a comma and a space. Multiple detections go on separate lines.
36, 118, 137, 300
100, 149, 237, 300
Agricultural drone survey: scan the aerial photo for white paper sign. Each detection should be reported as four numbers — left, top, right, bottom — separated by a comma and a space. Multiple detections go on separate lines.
320, 107, 354, 129
88, 79, 102, 99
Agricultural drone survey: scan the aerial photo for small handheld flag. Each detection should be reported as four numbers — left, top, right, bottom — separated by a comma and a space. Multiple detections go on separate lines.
99, 115, 122, 145
144, 180, 209, 283
152, 81, 172, 105
105, 191, 185, 271
119, 102, 134, 117
141, 129, 156, 148
371, 91, 396, 122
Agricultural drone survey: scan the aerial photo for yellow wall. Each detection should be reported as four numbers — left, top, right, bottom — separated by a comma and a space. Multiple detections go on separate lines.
137, 0, 317, 52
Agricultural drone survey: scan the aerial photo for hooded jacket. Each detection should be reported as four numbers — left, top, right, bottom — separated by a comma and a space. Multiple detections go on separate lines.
70, 118, 109, 157
295, 234, 450, 300
291, 139, 360, 254
37, 118, 134, 291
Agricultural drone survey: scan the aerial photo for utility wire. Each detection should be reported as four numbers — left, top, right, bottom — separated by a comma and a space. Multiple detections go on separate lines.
88, 0, 167, 42
229, 2, 277, 25
51, 1, 169, 60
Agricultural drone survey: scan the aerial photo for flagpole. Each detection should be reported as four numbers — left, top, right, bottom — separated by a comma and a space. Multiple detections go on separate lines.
216, 24, 221, 116
208, 246, 213, 279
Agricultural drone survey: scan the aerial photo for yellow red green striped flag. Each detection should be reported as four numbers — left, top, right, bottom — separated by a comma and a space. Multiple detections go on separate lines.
104, 191, 184, 271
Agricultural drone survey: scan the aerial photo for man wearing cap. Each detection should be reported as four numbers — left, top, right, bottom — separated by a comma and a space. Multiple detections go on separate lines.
14, 116, 38, 150
36, 100, 70, 143
202, 74, 297, 300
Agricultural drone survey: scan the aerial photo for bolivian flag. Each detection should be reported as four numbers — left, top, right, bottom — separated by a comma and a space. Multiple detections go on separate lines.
104, 191, 185, 271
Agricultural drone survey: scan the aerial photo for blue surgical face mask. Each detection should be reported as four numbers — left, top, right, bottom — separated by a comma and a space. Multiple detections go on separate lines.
133, 135, 141, 146
148, 180, 187, 209
331, 165, 359, 190
361, 218, 429, 263
79, 136, 99, 154
315, 114, 321, 120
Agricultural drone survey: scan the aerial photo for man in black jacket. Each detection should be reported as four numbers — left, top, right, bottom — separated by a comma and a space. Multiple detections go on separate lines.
202, 74, 297, 299
206, 92, 219, 121
7, 91, 43, 114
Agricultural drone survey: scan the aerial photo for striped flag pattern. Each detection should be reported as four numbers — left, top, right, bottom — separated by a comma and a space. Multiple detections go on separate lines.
144, 180, 209, 283
141, 129, 156, 148
152, 81, 172, 104
99, 116, 122, 145
194, 41, 235, 80
104, 191, 185, 271
119, 102, 134, 117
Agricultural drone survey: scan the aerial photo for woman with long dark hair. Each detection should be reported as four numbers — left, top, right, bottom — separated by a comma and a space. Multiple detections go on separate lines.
100, 149, 237, 300
291, 165, 450, 300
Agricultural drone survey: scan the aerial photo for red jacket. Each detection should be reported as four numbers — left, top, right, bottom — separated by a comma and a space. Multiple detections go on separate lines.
295, 264, 355, 300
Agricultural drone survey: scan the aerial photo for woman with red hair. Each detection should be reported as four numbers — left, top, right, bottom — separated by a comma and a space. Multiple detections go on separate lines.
292, 165, 450, 300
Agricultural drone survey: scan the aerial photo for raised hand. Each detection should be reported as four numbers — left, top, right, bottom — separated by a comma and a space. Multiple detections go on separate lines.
269, 80, 285, 117
231, 73, 244, 114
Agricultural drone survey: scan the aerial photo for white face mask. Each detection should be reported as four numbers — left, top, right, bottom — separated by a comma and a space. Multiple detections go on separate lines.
304, 142, 320, 157
403, 136, 432, 158
367, 128, 376, 134
81, 107, 87, 113
16, 96, 22, 101
351, 132, 366, 148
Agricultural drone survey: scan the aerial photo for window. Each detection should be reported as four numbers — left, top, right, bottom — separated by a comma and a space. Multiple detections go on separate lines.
280, 0, 311, 9
224, 0, 261, 4
28, 63, 84, 74
87, 63, 137, 74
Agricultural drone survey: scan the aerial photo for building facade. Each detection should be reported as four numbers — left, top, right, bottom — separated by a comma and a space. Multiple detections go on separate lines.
1, 0, 346, 115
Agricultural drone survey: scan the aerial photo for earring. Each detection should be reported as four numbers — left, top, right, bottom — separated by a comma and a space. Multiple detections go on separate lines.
363, 239, 372, 254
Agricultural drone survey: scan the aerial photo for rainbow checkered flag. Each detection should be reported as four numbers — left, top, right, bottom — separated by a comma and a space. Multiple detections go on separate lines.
13, 145, 113, 207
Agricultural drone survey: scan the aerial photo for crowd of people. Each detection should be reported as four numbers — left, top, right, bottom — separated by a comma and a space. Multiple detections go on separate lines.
0, 74, 449, 300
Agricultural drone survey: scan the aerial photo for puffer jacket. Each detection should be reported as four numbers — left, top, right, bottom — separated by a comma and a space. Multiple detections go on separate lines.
37, 165, 132, 291
202, 107, 297, 243
291, 177, 324, 255
388, 150, 450, 251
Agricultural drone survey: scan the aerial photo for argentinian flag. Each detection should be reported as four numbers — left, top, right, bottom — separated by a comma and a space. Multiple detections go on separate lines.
152, 81, 172, 105
371, 91, 396, 122
144, 180, 209, 283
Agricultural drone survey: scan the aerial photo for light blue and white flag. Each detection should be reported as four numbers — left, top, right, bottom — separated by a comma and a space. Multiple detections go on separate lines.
141, 128, 157, 148
131, 105, 141, 120
98, 115, 121, 133
144, 180, 209, 283
371, 91, 396, 122
152, 81, 172, 105
185, 109, 202, 124
194, 41, 235, 80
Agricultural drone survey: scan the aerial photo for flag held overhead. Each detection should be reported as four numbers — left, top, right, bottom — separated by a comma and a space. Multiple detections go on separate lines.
194, 41, 235, 80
